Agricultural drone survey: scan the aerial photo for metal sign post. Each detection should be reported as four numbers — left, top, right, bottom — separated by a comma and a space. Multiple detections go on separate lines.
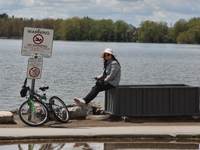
21, 27, 54, 94
31, 77, 35, 96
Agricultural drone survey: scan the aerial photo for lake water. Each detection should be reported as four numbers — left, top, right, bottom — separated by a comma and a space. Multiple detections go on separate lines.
1, 39, 200, 111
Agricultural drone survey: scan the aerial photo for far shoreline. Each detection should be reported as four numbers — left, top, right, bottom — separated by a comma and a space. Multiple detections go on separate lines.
1, 37, 199, 45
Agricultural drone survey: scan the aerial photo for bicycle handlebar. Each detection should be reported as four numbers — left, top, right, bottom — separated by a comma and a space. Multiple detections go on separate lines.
39, 86, 49, 91
22, 78, 49, 91
22, 78, 27, 87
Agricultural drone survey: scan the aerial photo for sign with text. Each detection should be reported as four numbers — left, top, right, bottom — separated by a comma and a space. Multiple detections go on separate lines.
27, 58, 43, 79
22, 27, 54, 58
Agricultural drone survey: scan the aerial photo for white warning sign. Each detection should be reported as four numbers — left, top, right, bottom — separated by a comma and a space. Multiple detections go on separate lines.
27, 58, 43, 79
22, 27, 54, 58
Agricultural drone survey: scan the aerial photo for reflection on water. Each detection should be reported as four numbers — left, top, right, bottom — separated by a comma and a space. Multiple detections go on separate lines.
1, 143, 102, 150
1, 140, 200, 150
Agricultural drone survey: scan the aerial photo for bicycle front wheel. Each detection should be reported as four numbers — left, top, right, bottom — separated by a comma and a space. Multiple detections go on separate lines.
49, 96, 69, 123
19, 100, 49, 127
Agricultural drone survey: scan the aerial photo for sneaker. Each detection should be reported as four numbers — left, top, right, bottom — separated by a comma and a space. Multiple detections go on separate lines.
74, 97, 87, 109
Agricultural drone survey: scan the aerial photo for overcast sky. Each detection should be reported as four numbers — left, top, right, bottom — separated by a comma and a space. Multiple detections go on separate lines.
0, 0, 200, 27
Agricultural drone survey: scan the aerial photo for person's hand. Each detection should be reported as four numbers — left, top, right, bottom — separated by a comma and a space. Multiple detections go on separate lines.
94, 77, 99, 80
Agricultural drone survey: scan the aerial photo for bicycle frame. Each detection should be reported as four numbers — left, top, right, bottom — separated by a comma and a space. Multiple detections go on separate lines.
27, 90, 48, 113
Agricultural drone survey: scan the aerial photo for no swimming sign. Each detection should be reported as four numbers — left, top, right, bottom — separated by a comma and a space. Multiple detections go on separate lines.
27, 58, 43, 79
21, 27, 54, 58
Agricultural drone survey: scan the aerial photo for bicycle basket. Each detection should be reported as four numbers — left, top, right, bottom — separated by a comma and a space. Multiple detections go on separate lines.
20, 86, 28, 97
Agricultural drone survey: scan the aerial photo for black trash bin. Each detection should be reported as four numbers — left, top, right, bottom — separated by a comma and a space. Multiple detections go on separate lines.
105, 84, 199, 116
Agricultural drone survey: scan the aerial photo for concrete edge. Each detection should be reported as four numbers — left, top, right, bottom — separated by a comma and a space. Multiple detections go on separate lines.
1, 134, 200, 141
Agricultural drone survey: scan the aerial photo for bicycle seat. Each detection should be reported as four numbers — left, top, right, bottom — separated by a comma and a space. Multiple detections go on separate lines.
39, 86, 49, 91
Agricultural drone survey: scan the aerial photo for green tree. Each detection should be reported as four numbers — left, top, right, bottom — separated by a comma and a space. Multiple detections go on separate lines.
187, 17, 200, 29
80, 17, 94, 40
32, 19, 41, 28
163, 27, 176, 43
193, 21, 200, 43
177, 31, 191, 44
186, 18, 200, 44
139, 21, 170, 43
40, 18, 54, 29
173, 19, 188, 42
0, 18, 7, 37
61, 17, 81, 40
12, 18, 20, 37
53, 19, 63, 40
0, 13, 8, 19
88, 20, 99, 40
113, 20, 129, 42
138, 20, 156, 42
154, 21, 168, 43
96, 19, 114, 41
6, 20, 13, 38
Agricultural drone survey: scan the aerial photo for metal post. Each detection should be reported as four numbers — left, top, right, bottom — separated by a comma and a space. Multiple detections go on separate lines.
30, 55, 38, 96
31, 78, 35, 94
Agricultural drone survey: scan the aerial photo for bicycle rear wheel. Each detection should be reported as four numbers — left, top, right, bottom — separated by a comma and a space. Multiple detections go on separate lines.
19, 100, 49, 126
49, 96, 69, 123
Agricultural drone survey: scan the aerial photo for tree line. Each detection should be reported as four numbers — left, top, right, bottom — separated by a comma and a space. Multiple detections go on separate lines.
0, 13, 135, 42
0, 13, 200, 43
139, 18, 200, 44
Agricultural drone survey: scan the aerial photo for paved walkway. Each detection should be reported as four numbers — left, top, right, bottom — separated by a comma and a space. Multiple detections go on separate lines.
1, 126, 200, 140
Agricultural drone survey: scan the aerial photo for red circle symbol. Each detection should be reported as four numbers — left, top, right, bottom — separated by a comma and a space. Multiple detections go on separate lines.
33, 34, 44, 45
29, 67, 40, 78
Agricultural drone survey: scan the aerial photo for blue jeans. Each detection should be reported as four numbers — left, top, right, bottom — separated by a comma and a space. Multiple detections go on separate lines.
84, 82, 114, 104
